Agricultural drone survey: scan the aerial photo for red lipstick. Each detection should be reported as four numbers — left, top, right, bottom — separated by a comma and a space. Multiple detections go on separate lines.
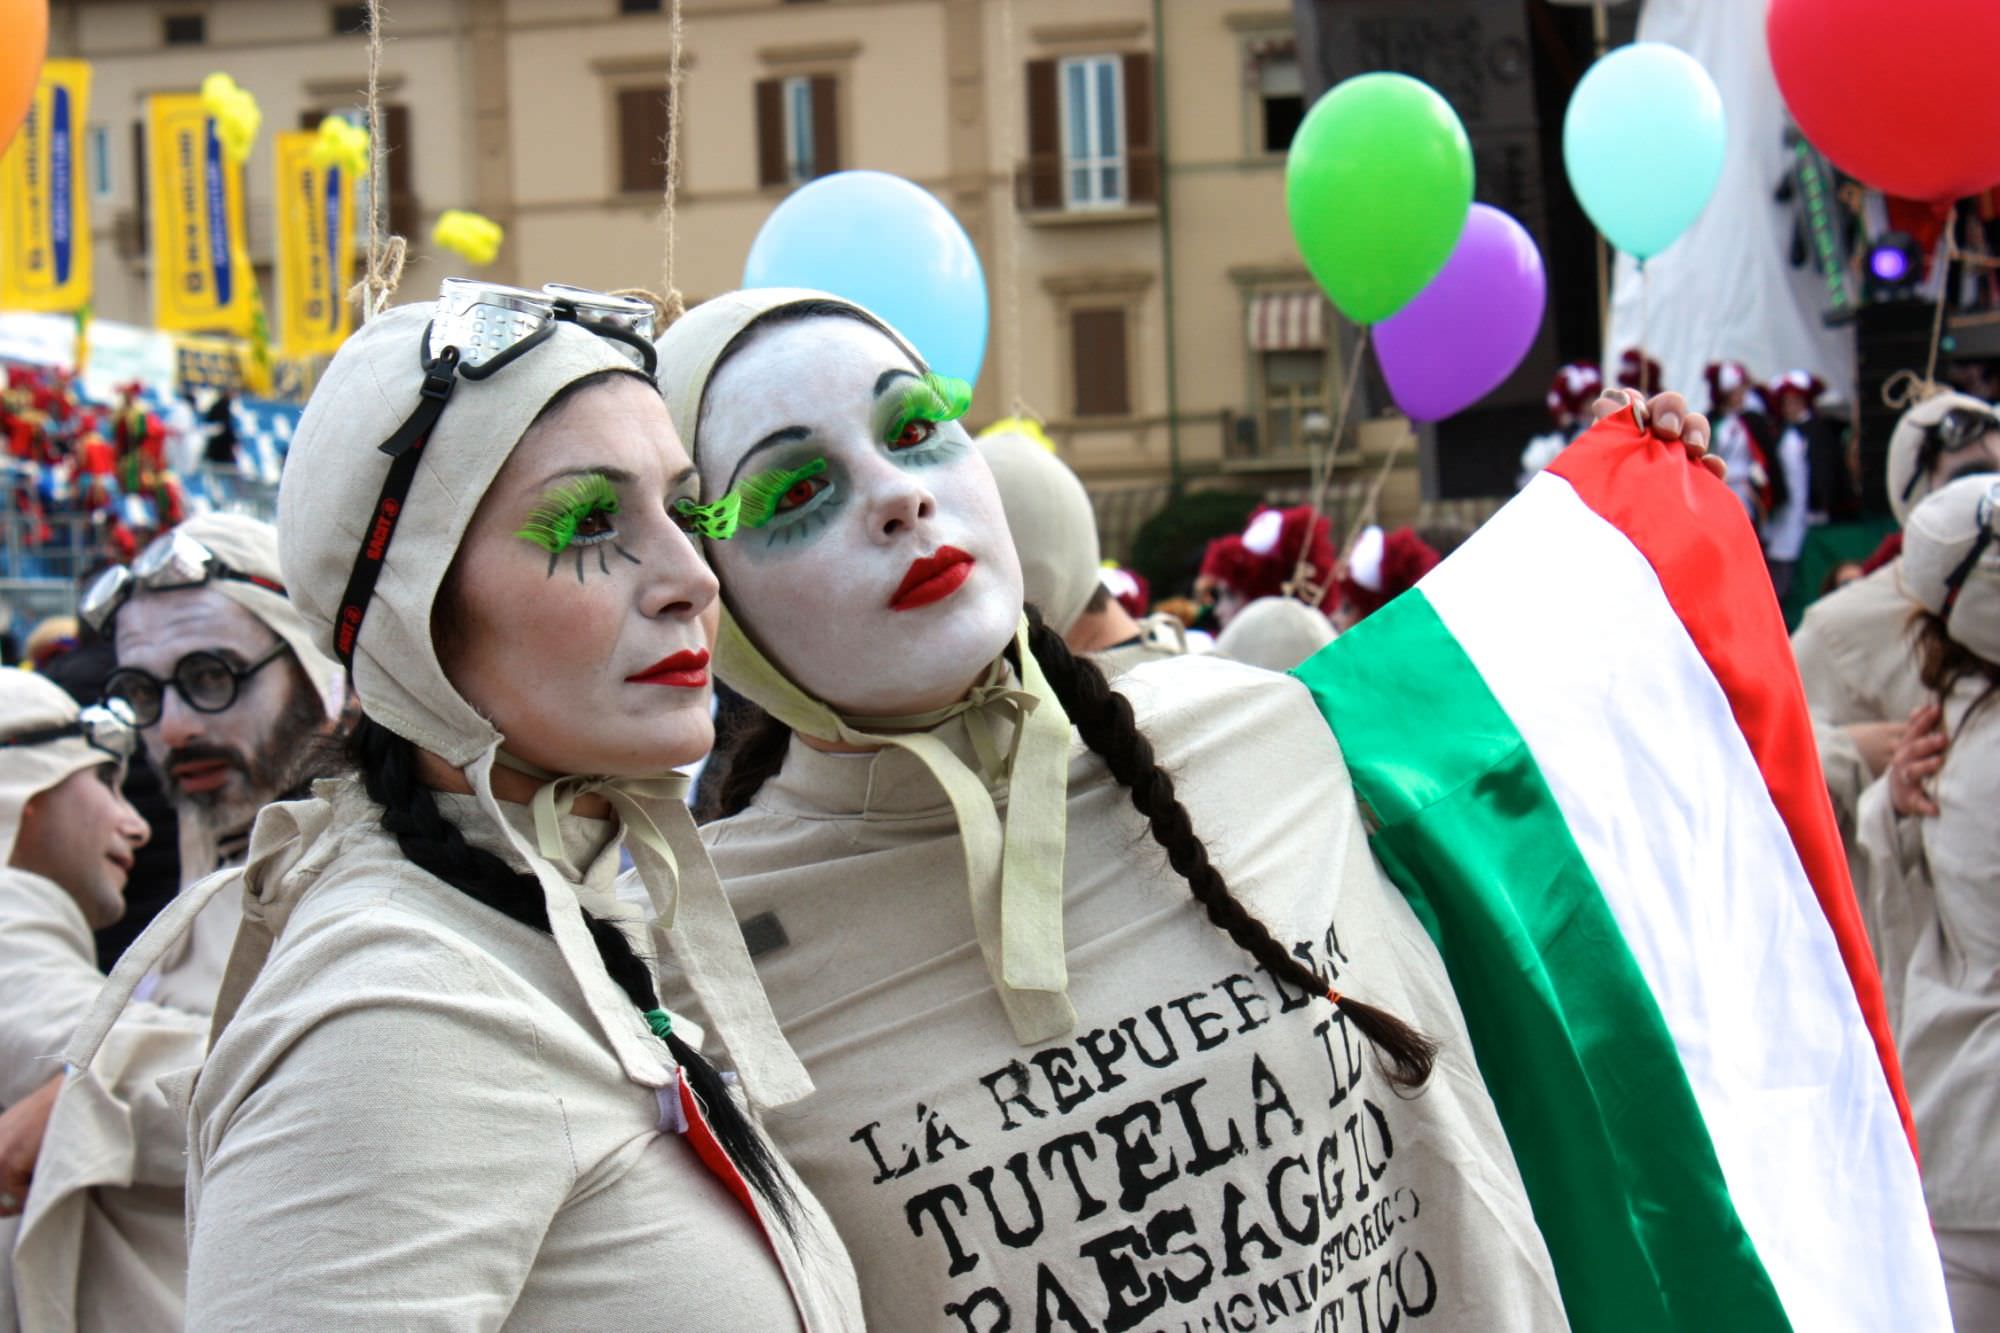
890, 546, 975, 611
626, 648, 710, 688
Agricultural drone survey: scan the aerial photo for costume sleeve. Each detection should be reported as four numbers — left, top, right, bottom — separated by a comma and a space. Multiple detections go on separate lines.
185, 939, 576, 1330
1817, 717, 1872, 853
0, 882, 105, 1105
1856, 771, 1926, 1033
1792, 612, 1863, 724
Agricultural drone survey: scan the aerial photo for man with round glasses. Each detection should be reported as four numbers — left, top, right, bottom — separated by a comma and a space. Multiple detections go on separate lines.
1793, 391, 2000, 894
81, 511, 347, 1013
0, 670, 208, 1328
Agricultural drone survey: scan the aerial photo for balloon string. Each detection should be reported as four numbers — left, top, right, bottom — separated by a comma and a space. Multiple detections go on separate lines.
1288, 325, 1370, 604
1638, 261, 1650, 394
659, 0, 686, 325
1924, 203, 1960, 388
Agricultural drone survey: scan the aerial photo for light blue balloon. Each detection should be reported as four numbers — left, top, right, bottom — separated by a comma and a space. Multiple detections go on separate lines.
1563, 42, 1726, 261
742, 170, 988, 387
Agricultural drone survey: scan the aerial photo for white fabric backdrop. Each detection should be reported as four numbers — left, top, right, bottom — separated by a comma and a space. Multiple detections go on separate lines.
1602, 0, 1856, 407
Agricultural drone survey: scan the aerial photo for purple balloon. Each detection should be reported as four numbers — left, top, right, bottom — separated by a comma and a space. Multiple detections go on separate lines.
1373, 204, 1546, 422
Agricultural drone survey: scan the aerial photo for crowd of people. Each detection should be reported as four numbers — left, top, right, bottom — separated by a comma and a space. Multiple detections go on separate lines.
0, 275, 1993, 1330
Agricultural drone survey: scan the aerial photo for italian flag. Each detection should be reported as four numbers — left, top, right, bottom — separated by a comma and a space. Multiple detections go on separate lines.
1294, 411, 1949, 1331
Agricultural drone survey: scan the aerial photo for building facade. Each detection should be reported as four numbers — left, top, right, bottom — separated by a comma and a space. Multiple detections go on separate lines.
53, 0, 1422, 549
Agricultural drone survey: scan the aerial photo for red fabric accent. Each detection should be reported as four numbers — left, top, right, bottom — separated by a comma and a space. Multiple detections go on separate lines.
1548, 410, 1921, 1158
1862, 531, 1904, 575
678, 1075, 768, 1238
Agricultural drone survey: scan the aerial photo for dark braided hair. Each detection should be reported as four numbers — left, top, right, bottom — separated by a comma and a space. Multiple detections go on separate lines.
700, 610, 1436, 1088
345, 715, 798, 1224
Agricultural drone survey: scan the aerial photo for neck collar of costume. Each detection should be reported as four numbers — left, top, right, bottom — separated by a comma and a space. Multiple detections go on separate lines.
716, 607, 1078, 1044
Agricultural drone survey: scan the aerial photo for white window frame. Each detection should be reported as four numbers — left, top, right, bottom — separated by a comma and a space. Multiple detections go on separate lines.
87, 124, 113, 199
782, 74, 815, 185
1058, 55, 1125, 211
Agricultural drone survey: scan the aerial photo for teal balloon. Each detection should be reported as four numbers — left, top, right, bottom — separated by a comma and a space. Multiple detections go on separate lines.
743, 170, 988, 386
1563, 43, 1726, 260
1285, 72, 1474, 325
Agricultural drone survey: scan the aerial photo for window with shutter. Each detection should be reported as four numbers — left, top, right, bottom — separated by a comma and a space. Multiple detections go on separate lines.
808, 75, 840, 179
754, 79, 785, 188
1121, 53, 1157, 206
1070, 308, 1131, 418
1058, 56, 1124, 209
615, 86, 670, 193
162, 14, 205, 45
1018, 59, 1061, 211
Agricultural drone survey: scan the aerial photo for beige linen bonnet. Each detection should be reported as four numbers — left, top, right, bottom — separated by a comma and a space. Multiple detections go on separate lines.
1900, 474, 2000, 663
0, 670, 110, 864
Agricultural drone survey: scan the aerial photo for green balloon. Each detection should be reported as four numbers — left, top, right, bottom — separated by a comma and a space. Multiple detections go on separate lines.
1285, 73, 1475, 325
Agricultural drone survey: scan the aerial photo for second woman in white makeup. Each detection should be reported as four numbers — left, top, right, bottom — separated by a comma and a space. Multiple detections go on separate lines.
646, 291, 1724, 1329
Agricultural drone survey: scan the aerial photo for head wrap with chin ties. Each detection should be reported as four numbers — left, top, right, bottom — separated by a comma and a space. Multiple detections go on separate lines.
0, 670, 114, 867
656, 289, 1080, 1045
69, 299, 812, 1112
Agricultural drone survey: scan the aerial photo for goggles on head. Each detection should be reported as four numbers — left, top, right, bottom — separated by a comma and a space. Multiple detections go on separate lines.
334, 279, 661, 669
80, 528, 289, 635
1940, 479, 2000, 619
0, 698, 140, 764
1904, 406, 2000, 503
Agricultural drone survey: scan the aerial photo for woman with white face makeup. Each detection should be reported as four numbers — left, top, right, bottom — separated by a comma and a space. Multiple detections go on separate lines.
62, 283, 861, 1328
654, 291, 1596, 1330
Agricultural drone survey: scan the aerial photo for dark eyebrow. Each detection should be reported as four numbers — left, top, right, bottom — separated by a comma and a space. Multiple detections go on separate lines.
874, 368, 916, 398
726, 425, 813, 490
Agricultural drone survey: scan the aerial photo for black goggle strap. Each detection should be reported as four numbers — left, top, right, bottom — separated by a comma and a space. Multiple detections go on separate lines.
334, 338, 462, 669
1940, 519, 1997, 620
1904, 429, 1946, 503
1906, 412, 2000, 502
1, 717, 131, 762
550, 304, 659, 378
456, 318, 556, 383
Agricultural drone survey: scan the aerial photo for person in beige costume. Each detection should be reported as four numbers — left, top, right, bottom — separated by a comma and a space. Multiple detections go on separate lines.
91, 512, 349, 1015
62, 282, 862, 1328
976, 427, 1187, 677
0, 674, 204, 1333
1216, 595, 1338, 674
652, 289, 1603, 1329
1857, 475, 2000, 1331
1795, 394, 2000, 853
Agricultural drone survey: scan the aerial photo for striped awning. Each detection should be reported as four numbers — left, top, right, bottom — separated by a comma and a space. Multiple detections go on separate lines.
1246, 290, 1327, 352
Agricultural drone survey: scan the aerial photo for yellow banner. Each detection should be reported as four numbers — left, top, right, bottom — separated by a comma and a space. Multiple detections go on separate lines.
0, 61, 93, 312
148, 92, 254, 335
272, 129, 354, 358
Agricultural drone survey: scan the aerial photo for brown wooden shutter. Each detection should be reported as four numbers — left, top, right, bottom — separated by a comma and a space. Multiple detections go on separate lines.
381, 104, 418, 236
1122, 52, 1157, 207
809, 75, 839, 178
131, 118, 149, 256
1019, 58, 1061, 211
1071, 308, 1130, 417
755, 79, 784, 187
616, 86, 669, 193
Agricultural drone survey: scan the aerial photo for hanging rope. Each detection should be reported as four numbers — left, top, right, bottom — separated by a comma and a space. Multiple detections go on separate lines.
1922, 202, 1961, 389
1285, 326, 1370, 601
348, 0, 403, 320
658, 0, 687, 324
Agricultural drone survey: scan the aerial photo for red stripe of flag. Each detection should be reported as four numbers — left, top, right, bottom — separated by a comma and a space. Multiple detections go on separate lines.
1549, 410, 1919, 1153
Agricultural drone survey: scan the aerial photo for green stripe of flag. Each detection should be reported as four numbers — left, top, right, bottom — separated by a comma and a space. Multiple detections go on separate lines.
1293, 589, 1790, 1333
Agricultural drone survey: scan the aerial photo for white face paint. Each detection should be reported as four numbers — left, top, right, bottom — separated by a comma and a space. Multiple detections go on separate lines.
696, 315, 1024, 717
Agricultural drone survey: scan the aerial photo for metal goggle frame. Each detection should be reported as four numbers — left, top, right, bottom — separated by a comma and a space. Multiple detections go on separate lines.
1940, 478, 2000, 618
1905, 406, 2000, 503
331, 280, 661, 668
0, 697, 140, 763
429, 279, 659, 380
80, 528, 289, 635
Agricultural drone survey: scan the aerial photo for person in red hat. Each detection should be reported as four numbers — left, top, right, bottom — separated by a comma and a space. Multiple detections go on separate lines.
1705, 360, 1780, 529
1762, 370, 1827, 598
1334, 524, 1442, 630
1617, 348, 1664, 396
1772, 370, 1857, 525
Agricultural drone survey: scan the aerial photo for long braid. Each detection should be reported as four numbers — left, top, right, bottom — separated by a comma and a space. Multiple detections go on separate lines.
1022, 609, 1437, 1088
346, 716, 797, 1224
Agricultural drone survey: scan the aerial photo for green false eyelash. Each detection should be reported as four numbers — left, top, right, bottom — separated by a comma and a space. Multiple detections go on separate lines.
674, 457, 829, 541
884, 372, 972, 445
517, 473, 620, 553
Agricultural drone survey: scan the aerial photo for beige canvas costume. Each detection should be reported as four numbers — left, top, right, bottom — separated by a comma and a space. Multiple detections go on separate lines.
1091, 611, 1191, 677
0, 672, 207, 1333
62, 300, 861, 1328
1856, 478, 2000, 1330
653, 289, 1567, 1330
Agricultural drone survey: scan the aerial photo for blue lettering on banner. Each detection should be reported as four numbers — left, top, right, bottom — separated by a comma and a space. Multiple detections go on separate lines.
203, 120, 232, 306
49, 87, 72, 284
322, 167, 343, 331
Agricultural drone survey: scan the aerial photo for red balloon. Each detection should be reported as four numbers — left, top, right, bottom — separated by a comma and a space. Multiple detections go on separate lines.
1768, 0, 2000, 204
